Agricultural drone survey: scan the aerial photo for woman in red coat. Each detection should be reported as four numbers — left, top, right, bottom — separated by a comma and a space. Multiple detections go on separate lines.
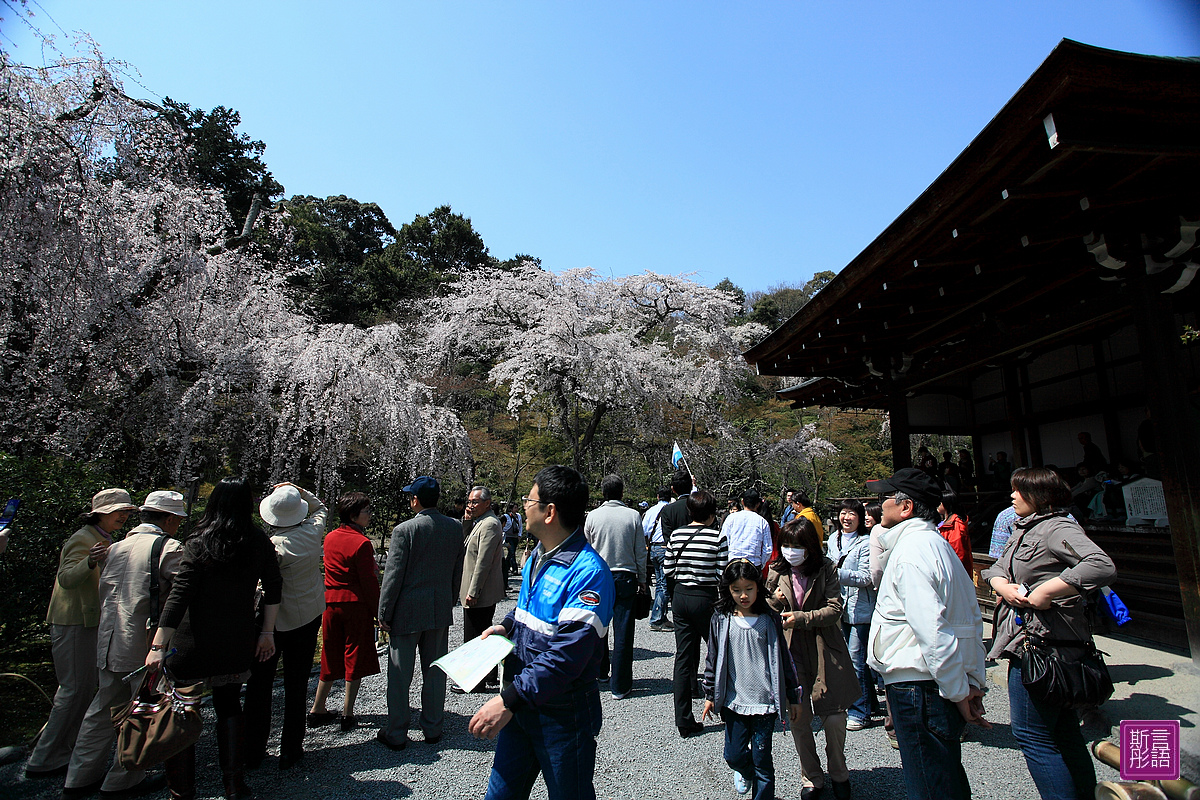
938, 489, 974, 577
308, 492, 381, 732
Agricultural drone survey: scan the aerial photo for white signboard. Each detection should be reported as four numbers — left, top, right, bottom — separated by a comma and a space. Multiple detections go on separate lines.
1123, 478, 1168, 527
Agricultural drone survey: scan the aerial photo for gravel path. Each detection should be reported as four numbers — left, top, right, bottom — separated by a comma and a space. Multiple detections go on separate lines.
2, 574, 1121, 799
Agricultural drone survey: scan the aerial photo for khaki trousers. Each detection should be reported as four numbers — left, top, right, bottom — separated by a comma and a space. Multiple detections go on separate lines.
789, 700, 848, 788
64, 668, 145, 791
27, 624, 98, 771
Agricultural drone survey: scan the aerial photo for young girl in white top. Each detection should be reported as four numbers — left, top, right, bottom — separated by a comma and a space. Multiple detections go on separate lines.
703, 559, 801, 800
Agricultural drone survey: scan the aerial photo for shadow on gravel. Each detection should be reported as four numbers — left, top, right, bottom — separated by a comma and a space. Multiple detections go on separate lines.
1103, 691, 1196, 727
847, 765, 906, 799
631, 645, 670, 661
1106, 663, 1173, 684
628, 676, 673, 696
963, 721, 1017, 749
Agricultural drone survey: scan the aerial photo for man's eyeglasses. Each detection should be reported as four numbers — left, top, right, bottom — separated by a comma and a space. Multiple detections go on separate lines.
522, 496, 548, 508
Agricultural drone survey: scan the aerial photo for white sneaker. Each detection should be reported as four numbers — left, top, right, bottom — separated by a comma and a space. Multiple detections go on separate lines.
732, 770, 750, 795
845, 717, 867, 731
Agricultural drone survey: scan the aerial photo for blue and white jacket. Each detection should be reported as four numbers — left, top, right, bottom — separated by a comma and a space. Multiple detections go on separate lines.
499, 528, 615, 712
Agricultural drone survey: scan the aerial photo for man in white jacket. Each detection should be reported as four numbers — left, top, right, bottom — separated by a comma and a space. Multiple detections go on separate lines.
866, 468, 989, 800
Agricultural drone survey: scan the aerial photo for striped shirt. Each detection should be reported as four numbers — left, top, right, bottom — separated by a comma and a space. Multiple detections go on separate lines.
664, 524, 728, 587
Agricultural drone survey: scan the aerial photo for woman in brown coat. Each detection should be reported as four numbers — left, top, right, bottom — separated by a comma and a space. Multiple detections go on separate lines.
766, 517, 861, 800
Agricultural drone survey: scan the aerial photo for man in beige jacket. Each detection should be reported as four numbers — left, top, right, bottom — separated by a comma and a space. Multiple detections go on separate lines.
61, 491, 186, 799
455, 485, 506, 692
26, 488, 136, 779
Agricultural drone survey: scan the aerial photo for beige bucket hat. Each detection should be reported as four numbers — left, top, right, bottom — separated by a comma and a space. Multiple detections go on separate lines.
91, 488, 138, 515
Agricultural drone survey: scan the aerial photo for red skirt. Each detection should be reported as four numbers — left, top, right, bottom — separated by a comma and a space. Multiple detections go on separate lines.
319, 602, 380, 681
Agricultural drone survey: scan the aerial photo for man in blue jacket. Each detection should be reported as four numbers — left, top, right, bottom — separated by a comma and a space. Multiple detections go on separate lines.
469, 465, 615, 800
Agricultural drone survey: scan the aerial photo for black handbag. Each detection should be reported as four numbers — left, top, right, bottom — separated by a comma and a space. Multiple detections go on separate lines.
634, 587, 653, 620
1020, 624, 1114, 709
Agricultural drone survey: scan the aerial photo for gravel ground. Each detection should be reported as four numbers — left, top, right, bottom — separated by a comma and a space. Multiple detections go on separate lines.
2, 573, 1121, 799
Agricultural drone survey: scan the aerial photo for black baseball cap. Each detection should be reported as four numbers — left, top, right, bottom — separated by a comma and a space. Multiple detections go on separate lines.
865, 468, 942, 509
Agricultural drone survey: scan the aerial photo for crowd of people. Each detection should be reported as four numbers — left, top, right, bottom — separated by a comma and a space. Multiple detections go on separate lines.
16, 455, 1120, 800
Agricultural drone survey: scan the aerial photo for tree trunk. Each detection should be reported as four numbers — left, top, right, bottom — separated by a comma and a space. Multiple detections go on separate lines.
577, 400, 608, 459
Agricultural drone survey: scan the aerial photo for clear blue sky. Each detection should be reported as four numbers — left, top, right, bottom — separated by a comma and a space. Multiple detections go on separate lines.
3, 1, 1198, 295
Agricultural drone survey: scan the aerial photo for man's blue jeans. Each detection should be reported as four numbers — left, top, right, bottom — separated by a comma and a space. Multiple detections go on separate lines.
483, 685, 603, 800
604, 573, 637, 697
722, 709, 776, 800
886, 680, 971, 800
1008, 663, 1096, 800
649, 545, 670, 624
843, 621, 882, 722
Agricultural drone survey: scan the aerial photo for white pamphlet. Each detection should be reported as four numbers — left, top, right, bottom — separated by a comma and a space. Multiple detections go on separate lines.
432, 634, 514, 692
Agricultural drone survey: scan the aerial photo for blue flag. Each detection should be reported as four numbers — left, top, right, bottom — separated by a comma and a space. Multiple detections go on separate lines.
672, 441, 684, 469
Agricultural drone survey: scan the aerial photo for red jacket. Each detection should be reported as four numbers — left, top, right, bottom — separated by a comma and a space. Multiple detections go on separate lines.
323, 524, 380, 609
938, 514, 974, 578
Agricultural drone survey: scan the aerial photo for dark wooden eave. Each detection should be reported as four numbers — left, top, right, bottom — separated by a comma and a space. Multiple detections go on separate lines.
743, 40, 1200, 410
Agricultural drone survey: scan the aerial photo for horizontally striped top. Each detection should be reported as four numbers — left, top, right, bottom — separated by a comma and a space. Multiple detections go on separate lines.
664, 524, 728, 587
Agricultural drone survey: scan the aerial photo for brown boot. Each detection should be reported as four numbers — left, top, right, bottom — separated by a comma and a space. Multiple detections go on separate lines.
216, 716, 254, 800
164, 745, 196, 800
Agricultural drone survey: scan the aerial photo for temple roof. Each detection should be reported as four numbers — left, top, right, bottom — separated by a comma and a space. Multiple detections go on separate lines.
743, 40, 1200, 409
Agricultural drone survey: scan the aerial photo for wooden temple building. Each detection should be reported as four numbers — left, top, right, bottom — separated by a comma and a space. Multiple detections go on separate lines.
743, 41, 1200, 658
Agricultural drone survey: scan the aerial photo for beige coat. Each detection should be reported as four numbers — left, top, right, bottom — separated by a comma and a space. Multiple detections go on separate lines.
265, 488, 328, 632
46, 525, 109, 627
95, 524, 184, 673
461, 511, 505, 608
766, 558, 861, 717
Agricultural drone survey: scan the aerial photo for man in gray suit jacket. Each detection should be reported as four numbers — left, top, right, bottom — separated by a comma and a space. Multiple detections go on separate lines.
377, 476, 464, 750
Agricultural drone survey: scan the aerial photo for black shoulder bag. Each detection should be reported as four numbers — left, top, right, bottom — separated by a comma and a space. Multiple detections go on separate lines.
1019, 618, 1113, 709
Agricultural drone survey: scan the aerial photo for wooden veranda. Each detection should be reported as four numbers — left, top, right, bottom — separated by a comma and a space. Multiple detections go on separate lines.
745, 41, 1200, 657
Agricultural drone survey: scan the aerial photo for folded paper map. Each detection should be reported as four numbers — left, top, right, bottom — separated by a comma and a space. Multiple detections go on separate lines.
432, 634, 515, 692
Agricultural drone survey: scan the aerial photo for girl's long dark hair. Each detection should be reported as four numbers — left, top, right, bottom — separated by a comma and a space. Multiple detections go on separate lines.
188, 477, 260, 564
772, 516, 825, 577
715, 559, 771, 616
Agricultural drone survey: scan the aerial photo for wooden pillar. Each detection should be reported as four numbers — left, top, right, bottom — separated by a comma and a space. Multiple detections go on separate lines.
1133, 274, 1200, 663
1093, 341, 1125, 464
1002, 365, 1030, 468
889, 391, 913, 470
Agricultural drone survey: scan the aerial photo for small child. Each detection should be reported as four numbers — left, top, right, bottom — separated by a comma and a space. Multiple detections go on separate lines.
703, 559, 801, 800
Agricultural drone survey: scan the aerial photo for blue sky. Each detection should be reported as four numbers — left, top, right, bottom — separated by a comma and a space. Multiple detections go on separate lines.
3, 1, 1198, 295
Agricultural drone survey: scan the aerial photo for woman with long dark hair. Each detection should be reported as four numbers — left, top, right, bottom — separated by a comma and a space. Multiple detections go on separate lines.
767, 517, 860, 799
982, 468, 1116, 800
146, 478, 283, 800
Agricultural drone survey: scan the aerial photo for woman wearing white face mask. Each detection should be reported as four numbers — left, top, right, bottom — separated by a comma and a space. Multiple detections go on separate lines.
766, 517, 860, 800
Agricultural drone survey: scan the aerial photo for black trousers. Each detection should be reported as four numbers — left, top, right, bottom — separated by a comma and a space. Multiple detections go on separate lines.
244, 614, 321, 759
671, 585, 717, 727
463, 604, 498, 684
